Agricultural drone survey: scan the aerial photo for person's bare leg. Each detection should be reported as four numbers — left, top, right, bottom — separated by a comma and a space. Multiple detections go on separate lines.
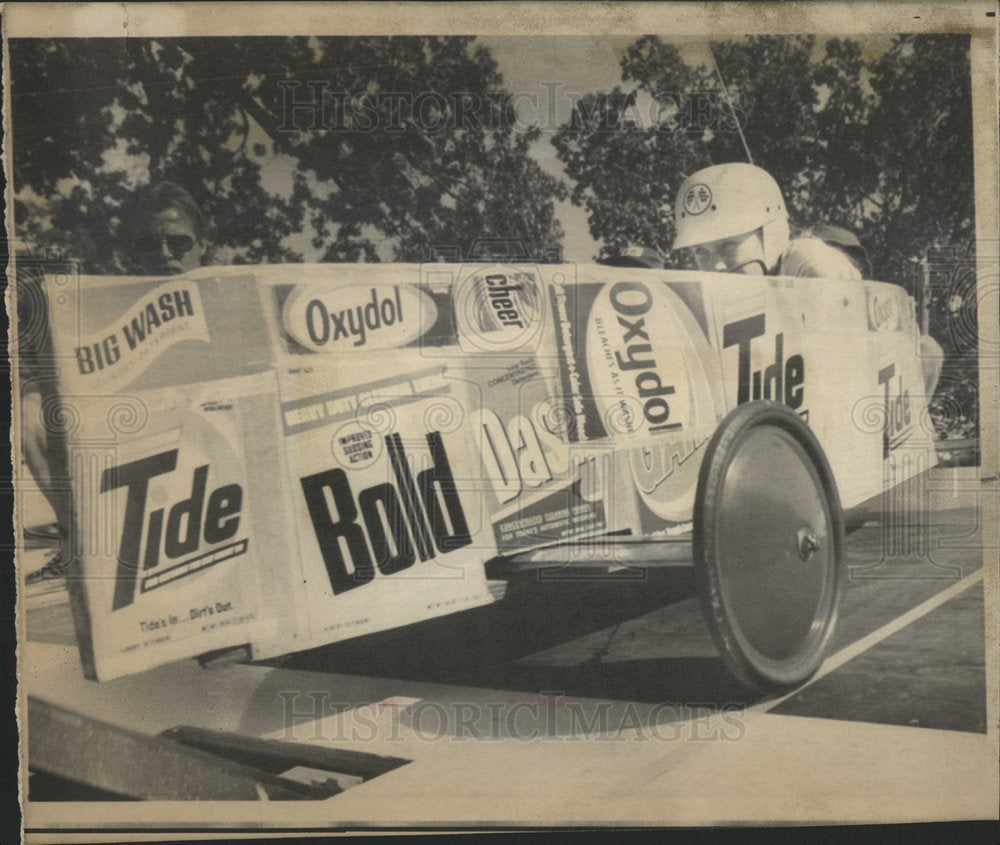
20, 391, 61, 518
20, 390, 67, 581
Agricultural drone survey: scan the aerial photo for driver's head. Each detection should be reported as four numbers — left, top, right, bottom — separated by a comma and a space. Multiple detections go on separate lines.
672, 163, 789, 275
131, 182, 208, 275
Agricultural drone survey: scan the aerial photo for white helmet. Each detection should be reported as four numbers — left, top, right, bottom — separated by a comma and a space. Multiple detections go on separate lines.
673, 163, 790, 271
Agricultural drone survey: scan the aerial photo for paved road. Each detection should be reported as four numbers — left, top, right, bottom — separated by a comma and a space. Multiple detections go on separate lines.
264, 469, 988, 733
26, 468, 987, 730
20, 467, 993, 822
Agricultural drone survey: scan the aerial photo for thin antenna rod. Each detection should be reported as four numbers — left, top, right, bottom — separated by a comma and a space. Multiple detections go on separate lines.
708, 44, 754, 165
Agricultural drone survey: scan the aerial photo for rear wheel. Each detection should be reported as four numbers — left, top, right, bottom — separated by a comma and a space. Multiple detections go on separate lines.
694, 401, 845, 691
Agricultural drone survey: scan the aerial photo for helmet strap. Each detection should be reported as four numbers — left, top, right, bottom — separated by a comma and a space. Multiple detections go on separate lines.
728, 258, 769, 275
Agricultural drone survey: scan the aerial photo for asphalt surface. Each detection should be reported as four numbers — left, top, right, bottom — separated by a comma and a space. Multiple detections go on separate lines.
24, 468, 988, 735
18, 466, 995, 826
268, 471, 988, 732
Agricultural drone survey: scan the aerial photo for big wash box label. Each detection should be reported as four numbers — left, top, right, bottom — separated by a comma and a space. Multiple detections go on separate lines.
48, 272, 274, 395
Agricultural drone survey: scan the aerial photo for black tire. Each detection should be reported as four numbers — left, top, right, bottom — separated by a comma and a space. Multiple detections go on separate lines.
693, 401, 846, 691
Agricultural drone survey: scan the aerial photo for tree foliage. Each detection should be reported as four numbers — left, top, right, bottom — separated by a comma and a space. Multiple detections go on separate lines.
9, 36, 566, 270
552, 34, 978, 438
555, 34, 974, 279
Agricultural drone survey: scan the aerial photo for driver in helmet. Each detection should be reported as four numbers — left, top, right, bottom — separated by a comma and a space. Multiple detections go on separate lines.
672, 162, 941, 396
672, 162, 861, 280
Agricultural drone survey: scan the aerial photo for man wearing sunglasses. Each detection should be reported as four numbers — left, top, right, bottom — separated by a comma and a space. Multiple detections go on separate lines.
130, 181, 209, 276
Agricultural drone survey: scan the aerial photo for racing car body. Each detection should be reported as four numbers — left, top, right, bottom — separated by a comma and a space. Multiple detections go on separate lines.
33, 262, 936, 688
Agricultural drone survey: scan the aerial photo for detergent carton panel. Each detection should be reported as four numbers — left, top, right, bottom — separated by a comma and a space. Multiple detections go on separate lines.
73, 372, 290, 681
550, 269, 726, 533
706, 275, 933, 510
263, 262, 634, 554
277, 356, 495, 649
37, 264, 934, 680
44, 273, 273, 395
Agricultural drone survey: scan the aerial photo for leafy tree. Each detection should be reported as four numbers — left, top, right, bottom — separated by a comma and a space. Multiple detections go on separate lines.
8, 36, 566, 271
556, 34, 976, 274
862, 36, 975, 281
553, 39, 706, 259
552, 33, 978, 440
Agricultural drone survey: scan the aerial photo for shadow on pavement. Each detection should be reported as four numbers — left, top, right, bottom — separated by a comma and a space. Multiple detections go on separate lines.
271, 571, 758, 707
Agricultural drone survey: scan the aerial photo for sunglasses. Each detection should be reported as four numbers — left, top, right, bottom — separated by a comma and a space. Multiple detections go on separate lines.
135, 234, 197, 259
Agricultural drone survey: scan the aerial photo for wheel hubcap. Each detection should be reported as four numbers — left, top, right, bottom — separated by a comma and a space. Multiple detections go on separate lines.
797, 527, 821, 561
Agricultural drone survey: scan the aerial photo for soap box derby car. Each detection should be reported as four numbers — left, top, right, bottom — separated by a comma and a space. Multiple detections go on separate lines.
32, 261, 935, 691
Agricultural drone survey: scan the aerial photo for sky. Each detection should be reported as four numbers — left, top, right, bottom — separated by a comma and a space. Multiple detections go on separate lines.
246, 35, 664, 263
477, 36, 719, 261
255, 35, 677, 263
474, 34, 896, 262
